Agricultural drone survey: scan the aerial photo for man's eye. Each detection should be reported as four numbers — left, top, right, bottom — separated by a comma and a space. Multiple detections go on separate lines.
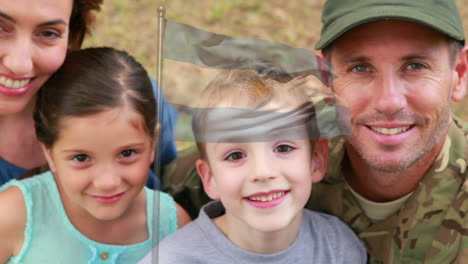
225, 152, 245, 161
405, 63, 426, 70
120, 149, 136, 158
350, 65, 369, 73
73, 154, 89, 162
275, 145, 294, 153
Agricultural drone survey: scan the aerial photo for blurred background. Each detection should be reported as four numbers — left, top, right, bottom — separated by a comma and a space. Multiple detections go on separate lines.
83, 0, 468, 124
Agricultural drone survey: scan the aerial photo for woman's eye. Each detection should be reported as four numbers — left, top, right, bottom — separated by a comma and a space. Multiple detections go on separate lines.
225, 151, 245, 161
275, 145, 294, 153
120, 149, 136, 158
38, 30, 61, 39
73, 154, 89, 162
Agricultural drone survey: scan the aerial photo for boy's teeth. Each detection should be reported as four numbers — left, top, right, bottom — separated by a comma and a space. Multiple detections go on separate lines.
0, 76, 30, 89
371, 126, 410, 135
249, 191, 285, 202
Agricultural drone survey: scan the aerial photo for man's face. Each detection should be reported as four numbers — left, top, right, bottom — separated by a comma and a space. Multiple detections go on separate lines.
328, 20, 463, 173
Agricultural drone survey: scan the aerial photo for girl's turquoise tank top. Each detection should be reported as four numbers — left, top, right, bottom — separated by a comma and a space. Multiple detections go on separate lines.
0, 171, 177, 264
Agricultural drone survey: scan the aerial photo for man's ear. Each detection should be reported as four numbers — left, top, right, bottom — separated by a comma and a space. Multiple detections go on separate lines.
40, 144, 57, 173
196, 159, 220, 200
451, 45, 468, 102
310, 139, 329, 183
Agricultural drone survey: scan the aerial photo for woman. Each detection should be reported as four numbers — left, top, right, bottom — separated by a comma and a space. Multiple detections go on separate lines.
0, 0, 178, 186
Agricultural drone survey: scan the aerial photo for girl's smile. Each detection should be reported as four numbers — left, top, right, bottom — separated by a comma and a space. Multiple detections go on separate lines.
89, 192, 126, 205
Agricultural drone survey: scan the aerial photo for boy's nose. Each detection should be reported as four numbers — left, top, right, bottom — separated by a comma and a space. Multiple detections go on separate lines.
250, 153, 277, 182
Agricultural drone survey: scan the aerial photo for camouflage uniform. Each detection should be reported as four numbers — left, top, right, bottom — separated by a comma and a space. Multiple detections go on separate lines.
308, 116, 468, 264
162, 117, 467, 263
162, 146, 211, 219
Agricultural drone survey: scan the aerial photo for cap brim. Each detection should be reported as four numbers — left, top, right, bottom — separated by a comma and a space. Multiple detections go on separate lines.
315, 6, 465, 50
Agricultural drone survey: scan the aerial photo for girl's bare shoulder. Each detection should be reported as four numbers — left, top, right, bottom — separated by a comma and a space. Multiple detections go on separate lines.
0, 186, 26, 260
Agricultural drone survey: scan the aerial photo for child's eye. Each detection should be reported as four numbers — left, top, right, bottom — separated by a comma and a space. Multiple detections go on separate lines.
73, 154, 89, 162
120, 149, 136, 158
225, 151, 245, 161
275, 144, 294, 153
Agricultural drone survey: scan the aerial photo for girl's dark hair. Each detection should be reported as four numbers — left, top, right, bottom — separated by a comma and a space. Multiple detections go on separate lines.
34, 47, 156, 148
69, 0, 103, 50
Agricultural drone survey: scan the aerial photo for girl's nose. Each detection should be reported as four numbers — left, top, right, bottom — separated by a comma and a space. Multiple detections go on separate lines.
93, 165, 123, 191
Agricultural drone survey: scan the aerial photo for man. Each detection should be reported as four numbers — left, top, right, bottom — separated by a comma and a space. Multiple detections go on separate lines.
307, 0, 468, 263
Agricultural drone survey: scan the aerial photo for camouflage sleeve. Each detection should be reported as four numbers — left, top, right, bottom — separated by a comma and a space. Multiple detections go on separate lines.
307, 117, 468, 263
161, 145, 212, 219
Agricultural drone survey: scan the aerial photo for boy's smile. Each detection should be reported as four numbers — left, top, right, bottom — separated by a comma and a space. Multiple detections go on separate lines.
244, 189, 289, 208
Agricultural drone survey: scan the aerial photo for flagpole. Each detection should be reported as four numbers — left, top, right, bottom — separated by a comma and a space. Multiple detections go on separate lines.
157, 6, 166, 87
153, 5, 166, 262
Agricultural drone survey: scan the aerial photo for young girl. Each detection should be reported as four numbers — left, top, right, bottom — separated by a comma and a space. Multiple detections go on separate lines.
0, 47, 190, 263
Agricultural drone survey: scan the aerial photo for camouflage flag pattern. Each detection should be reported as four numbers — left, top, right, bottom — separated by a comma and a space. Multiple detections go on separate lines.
164, 20, 332, 82
162, 19, 349, 144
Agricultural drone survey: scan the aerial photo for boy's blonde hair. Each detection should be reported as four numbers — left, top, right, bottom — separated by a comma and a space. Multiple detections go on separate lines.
194, 69, 330, 160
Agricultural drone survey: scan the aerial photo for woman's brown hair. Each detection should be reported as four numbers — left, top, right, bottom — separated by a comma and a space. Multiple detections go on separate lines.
68, 0, 103, 50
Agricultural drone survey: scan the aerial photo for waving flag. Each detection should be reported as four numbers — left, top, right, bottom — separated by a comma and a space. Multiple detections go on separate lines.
164, 19, 331, 84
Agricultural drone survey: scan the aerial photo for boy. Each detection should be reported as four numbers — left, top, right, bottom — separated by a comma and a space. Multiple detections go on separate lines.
140, 69, 366, 263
